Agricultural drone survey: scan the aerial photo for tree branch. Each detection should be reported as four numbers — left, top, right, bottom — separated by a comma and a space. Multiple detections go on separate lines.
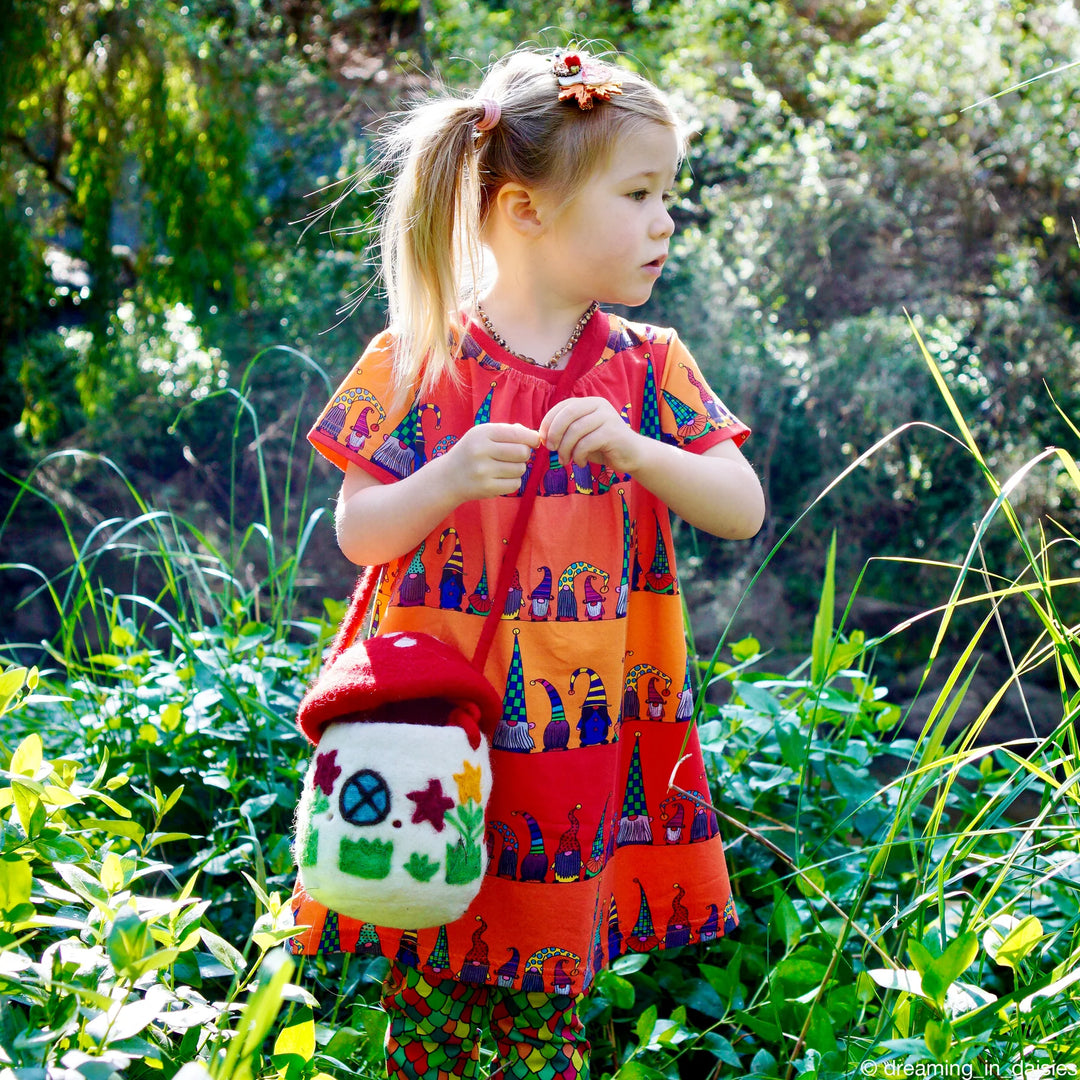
3, 132, 76, 200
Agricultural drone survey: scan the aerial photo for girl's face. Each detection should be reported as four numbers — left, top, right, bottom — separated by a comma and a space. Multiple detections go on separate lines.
538, 121, 679, 309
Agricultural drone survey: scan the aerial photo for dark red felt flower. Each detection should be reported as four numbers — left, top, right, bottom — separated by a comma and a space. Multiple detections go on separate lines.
313, 749, 341, 796
406, 778, 455, 832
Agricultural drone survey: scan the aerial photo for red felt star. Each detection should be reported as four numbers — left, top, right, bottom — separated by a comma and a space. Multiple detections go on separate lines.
313, 750, 341, 796
406, 778, 455, 832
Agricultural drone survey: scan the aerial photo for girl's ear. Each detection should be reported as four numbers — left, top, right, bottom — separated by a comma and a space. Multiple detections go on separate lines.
492, 182, 547, 236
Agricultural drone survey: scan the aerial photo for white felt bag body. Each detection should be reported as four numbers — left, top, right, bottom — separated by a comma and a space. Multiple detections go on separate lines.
294, 719, 492, 929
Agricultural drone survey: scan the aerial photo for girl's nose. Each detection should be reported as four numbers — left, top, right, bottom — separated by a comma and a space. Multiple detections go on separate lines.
653, 207, 675, 239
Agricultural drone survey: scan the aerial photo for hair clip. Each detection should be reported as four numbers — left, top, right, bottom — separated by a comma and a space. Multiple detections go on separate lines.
552, 50, 623, 110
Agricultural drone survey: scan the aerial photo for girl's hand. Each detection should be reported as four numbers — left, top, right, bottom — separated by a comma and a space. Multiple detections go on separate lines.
444, 422, 542, 501
539, 397, 643, 474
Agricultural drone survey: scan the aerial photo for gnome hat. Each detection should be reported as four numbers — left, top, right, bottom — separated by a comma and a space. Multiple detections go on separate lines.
584, 576, 602, 604
534, 678, 566, 721
498, 947, 521, 981
351, 406, 374, 436
438, 528, 464, 572
297, 631, 502, 747
518, 810, 546, 856
531, 566, 553, 600
571, 667, 607, 707
404, 543, 426, 576
631, 878, 656, 938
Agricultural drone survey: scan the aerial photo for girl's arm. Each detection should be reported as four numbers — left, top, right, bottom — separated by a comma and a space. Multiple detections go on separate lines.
622, 437, 765, 540
335, 422, 541, 565
539, 397, 765, 540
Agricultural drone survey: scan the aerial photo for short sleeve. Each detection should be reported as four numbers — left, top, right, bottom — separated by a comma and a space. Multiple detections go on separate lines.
307, 330, 414, 483
657, 331, 750, 453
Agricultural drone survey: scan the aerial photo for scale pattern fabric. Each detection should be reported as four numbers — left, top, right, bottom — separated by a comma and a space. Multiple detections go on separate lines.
290, 309, 748, 996
382, 963, 589, 1079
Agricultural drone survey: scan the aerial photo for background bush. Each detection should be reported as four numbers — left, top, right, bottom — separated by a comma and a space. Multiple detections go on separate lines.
4, 0, 1080, 648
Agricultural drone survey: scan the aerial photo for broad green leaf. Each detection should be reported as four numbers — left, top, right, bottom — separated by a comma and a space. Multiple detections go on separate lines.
201, 929, 247, 974
774, 717, 805, 770
12, 780, 42, 835
32, 834, 86, 862
161, 703, 183, 731
610, 952, 649, 974
85, 993, 163, 1041
79, 817, 145, 842
163, 784, 185, 815
699, 1032, 742, 1067
107, 907, 153, 974
731, 637, 760, 661
0, 667, 28, 717
867, 967, 923, 995
253, 925, 301, 950
925, 1018, 950, 1059
600, 972, 635, 1010
932, 932, 979, 987
148, 831, 193, 846
772, 955, 830, 994
100, 852, 125, 892
988, 915, 1043, 970
750, 1049, 779, 1077
274, 1010, 316, 1060
733, 680, 781, 716
635, 1003, 658, 1044
907, 939, 934, 978
921, 932, 978, 1007
40, 784, 82, 808
770, 889, 801, 951
0, 857, 33, 911
795, 864, 825, 900
87, 790, 132, 818
10, 733, 43, 777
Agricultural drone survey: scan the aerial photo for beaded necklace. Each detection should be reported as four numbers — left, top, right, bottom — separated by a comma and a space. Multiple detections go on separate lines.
476, 300, 599, 369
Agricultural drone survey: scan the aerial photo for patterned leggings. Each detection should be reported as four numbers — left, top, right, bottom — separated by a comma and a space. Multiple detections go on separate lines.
381, 964, 590, 1080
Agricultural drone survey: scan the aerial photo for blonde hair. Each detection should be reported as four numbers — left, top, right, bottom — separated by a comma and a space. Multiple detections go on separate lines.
376, 47, 685, 397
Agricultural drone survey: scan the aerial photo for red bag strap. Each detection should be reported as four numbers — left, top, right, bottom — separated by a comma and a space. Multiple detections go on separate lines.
325, 322, 600, 673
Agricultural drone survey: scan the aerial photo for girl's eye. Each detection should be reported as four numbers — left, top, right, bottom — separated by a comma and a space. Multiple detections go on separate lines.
628, 189, 649, 202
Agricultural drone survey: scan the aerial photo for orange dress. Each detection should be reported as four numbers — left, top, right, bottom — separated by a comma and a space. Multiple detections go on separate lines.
289, 308, 748, 995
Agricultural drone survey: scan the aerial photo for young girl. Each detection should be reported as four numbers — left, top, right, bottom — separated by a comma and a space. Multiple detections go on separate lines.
291, 45, 765, 1080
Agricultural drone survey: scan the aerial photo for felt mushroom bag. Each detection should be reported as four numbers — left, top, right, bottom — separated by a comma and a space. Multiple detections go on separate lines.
293, 623, 502, 929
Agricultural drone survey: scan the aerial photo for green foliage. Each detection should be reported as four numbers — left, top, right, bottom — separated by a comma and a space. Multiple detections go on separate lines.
1, 1, 256, 416
7, 346, 1080, 1076
6, 0, 1080, 636
643, 0, 1080, 617
0, 688, 310, 1072
4, 3, 1080, 1073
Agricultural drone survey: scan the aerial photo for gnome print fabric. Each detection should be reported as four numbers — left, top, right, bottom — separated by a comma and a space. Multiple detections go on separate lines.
290, 309, 748, 995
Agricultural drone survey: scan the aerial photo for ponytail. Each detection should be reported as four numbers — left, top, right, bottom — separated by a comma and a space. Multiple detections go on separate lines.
379, 97, 490, 399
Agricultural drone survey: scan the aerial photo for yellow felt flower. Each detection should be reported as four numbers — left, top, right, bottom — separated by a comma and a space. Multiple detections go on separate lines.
453, 760, 483, 805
